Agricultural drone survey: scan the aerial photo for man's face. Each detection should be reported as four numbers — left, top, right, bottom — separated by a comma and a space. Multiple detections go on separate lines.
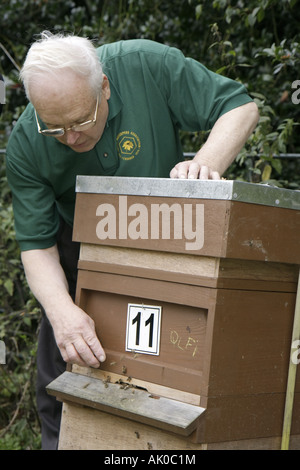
31, 71, 111, 153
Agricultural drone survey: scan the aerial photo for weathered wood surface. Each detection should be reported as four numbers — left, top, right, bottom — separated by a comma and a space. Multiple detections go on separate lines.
58, 402, 207, 450
76, 270, 210, 395
78, 243, 299, 292
72, 365, 201, 406
47, 371, 205, 436
58, 401, 300, 450
73, 194, 300, 264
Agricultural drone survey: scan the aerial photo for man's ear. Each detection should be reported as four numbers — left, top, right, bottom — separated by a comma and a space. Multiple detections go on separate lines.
102, 74, 111, 100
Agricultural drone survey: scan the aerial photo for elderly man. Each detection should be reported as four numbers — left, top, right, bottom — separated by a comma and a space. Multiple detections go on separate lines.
6, 32, 259, 449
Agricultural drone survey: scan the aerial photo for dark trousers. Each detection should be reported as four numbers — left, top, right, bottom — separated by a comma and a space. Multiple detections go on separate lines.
36, 218, 80, 450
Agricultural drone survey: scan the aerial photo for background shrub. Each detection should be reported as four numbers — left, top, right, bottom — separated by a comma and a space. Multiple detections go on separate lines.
0, 0, 299, 449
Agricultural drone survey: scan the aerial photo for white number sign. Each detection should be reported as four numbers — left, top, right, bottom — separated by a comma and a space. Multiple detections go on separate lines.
125, 304, 162, 356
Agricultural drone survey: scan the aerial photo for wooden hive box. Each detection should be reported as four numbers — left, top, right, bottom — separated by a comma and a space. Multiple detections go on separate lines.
47, 177, 300, 450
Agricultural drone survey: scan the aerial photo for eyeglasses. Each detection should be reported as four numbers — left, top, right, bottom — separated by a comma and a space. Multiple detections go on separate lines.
34, 95, 99, 137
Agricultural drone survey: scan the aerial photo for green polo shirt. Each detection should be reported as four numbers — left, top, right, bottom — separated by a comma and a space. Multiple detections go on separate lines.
6, 39, 253, 251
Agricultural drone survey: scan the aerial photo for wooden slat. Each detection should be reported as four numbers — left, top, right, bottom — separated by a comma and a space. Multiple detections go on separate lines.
79, 244, 220, 278
47, 371, 205, 436
71, 365, 201, 406
78, 244, 298, 292
78, 244, 220, 288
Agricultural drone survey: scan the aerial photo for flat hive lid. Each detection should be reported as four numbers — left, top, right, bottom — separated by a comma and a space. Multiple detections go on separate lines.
76, 176, 300, 211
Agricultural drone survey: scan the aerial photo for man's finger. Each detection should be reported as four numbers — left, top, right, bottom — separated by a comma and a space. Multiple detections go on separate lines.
63, 342, 88, 367
71, 337, 102, 368
199, 165, 209, 180
85, 334, 106, 363
187, 161, 201, 179
169, 161, 188, 179
211, 170, 221, 180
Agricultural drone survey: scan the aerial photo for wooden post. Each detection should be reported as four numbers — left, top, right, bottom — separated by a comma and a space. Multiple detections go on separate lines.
281, 269, 300, 450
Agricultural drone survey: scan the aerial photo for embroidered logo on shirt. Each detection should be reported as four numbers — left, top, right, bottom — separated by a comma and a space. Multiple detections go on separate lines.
117, 131, 141, 161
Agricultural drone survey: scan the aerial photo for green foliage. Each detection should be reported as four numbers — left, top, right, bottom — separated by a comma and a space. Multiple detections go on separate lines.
1, 0, 300, 169
0, 0, 299, 449
0, 307, 41, 450
0, 137, 41, 449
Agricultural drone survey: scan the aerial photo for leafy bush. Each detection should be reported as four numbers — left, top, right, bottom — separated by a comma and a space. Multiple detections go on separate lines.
0, 307, 41, 450
0, 137, 41, 449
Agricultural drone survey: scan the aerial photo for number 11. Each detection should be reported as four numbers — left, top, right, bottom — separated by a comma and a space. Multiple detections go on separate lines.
132, 311, 154, 347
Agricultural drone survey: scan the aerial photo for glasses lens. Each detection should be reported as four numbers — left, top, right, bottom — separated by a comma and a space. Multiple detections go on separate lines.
42, 128, 65, 136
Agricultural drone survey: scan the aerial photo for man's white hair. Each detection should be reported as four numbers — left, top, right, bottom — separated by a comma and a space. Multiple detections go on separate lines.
20, 31, 103, 100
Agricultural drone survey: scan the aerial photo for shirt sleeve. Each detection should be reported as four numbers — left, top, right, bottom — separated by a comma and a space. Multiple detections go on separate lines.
162, 45, 253, 132
6, 134, 60, 252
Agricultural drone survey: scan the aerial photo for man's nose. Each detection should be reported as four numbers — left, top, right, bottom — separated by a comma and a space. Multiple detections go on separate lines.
65, 129, 80, 145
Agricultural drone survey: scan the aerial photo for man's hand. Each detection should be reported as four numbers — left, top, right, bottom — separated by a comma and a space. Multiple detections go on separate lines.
170, 161, 220, 180
50, 302, 105, 368
21, 246, 106, 368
